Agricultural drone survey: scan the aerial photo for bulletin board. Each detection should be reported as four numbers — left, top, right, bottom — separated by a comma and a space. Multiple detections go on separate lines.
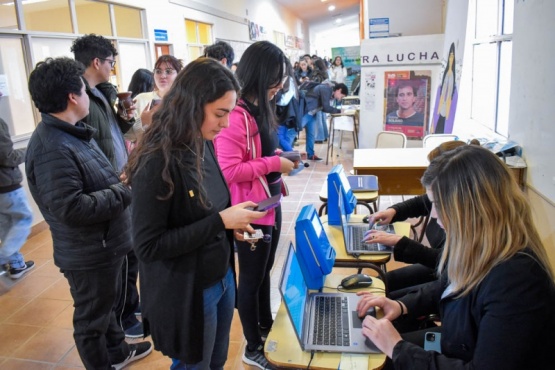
215, 38, 252, 63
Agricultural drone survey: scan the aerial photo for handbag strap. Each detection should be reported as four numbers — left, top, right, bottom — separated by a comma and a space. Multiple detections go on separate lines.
243, 112, 271, 197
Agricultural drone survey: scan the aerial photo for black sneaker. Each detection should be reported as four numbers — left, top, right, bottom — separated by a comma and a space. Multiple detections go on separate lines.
243, 344, 275, 369
9, 261, 35, 279
124, 321, 144, 338
309, 155, 323, 162
113, 341, 152, 370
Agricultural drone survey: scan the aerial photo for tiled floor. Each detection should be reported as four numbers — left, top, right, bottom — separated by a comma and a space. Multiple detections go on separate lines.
0, 132, 418, 369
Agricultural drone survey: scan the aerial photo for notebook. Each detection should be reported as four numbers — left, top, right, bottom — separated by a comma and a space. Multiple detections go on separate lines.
347, 175, 379, 192
338, 193, 394, 255
279, 242, 380, 353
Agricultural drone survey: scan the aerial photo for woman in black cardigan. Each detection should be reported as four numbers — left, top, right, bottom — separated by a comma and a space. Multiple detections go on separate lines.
125, 58, 266, 369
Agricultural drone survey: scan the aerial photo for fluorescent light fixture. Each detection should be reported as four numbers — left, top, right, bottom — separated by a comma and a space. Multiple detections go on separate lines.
328, 5, 336, 11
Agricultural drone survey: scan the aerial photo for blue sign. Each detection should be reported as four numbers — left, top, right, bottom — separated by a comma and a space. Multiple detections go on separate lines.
154, 29, 168, 42
369, 18, 389, 38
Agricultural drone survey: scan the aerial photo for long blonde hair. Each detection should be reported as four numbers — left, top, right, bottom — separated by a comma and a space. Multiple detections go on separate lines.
422, 145, 553, 296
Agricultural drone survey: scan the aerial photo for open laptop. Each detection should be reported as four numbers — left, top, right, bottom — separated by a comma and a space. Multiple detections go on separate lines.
338, 191, 394, 255
279, 242, 380, 353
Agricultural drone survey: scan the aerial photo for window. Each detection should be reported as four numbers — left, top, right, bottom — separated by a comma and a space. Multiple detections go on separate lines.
23, 0, 73, 33
75, 0, 112, 36
185, 19, 212, 61
469, 0, 513, 137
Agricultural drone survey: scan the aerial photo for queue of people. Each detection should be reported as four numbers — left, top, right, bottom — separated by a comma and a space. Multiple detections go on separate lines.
14, 34, 554, 370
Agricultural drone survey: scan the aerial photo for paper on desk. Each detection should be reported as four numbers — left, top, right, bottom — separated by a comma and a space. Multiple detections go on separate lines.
339, 353, 369, 369
504, 155, 527, 168
333, 116, 355, 132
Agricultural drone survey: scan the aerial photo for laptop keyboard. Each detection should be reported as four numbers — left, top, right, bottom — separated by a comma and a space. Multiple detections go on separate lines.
313, 296, 350, 346
350, 226, 367, 249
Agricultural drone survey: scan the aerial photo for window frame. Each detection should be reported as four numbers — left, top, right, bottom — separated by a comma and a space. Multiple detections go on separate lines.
468, 0, 513, 137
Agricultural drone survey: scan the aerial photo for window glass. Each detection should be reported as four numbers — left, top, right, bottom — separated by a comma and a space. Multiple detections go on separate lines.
0, 37, 36, 136
197, 22, 211, 44
185, 19, 197, 43
30, 37, 74, 64
0, 1, 18, 30
475, 0, 498, 38
114, 5, 143, 38
503, 0, 514, 34
188, 46, 203, 61
23, 0, 72, 33
118, 42, 149, 92
75, 0, 112, 36
471, 43, 497, 130
496, 41, 512, 137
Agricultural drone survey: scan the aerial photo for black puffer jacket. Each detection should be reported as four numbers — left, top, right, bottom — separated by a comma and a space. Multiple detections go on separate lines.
25, 113, 132, 270
0, 118, 25, 192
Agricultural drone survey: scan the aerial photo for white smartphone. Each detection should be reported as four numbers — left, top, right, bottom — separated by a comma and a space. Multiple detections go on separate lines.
424, 332, 442, 353
243, 229, 264, 242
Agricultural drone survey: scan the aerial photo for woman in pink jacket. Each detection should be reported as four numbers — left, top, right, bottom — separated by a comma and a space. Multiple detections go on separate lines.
214, 41, 294, 369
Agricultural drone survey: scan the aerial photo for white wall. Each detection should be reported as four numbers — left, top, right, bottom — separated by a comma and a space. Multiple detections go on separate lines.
366, 0, 444, 37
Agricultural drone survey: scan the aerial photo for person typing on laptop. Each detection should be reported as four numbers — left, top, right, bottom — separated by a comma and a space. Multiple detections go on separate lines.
356, 145, 555, 369
362, 140, 479, 299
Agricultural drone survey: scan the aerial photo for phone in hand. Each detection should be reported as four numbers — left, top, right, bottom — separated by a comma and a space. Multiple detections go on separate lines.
150, 99, 161, 108
424, 332, 441, 353
248, 194, 283, 212
243, 229, 264, 242
279, 151, 301, 162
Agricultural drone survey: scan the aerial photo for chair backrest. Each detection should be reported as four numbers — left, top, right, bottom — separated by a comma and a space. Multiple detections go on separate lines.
422, 134, 458, 148
375, 131, 407, 148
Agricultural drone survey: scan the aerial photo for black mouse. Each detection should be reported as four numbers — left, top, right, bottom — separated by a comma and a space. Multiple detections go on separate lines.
362, 215, 370, 224
341, 274, 373, 290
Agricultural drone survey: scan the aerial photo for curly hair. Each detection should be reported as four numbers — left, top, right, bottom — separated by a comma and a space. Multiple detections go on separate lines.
204, 41, 235, 68
28, 57, 85, 114
71, 34, 117, 67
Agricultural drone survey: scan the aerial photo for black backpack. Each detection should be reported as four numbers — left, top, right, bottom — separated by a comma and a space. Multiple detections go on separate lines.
298, 80, 320, 99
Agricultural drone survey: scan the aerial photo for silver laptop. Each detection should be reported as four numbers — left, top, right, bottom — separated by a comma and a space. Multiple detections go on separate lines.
338, 192, 394, 255
279, 242, 380, 353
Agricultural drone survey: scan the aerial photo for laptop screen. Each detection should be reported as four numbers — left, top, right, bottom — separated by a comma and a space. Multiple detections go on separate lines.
280, 243, 308, 344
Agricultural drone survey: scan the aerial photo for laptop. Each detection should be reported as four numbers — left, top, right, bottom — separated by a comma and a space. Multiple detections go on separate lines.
338, 192, 394, 255
279, 242, 380, 353
347, 175, 379, 192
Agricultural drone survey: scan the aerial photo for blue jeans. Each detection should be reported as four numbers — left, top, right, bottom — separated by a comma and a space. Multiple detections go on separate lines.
277, 125, 297, 152
171, 267, 236, 370
302, 113, 316, 157
315, 111, 329, 141
0, 187, 33, 268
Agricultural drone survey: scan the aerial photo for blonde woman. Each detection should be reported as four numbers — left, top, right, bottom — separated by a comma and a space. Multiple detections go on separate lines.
358, 145, 555, 369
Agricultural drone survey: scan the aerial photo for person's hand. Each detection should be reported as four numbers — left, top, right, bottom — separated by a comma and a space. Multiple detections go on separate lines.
279, 156, 295, 174
356, 293, 404, 322
362, 315, 403, 358
118, 101, 136, 121
362, 230, 401, 246
369, 208, 396, 226
119, 172, 128, 186
219, 201, 267, 233
140, 101, 161, 127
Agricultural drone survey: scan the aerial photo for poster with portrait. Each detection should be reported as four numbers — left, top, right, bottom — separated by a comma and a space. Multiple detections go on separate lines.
384, 70, 431, 139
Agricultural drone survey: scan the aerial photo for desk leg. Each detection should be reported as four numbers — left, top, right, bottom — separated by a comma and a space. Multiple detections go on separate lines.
326, 118, 335, 165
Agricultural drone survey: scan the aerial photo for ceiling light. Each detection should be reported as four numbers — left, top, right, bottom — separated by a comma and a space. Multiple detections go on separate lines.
335, 18, 342, 24
328, 5, 336, 11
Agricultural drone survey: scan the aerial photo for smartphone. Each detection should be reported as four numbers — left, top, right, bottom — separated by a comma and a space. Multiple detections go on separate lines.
151, 99, 162, 108
243, 229, 264, 242
424, 332, 442, 353
250, 194, 283, 212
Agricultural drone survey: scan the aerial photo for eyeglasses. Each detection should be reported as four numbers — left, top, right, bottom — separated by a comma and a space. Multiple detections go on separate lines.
154, 68, 176, 76
98, 57, 116, 68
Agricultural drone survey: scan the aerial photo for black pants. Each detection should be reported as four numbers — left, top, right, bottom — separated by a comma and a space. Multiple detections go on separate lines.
114, 250, 140, 330
63, 259, 130, 369
236, 181, 282, 348
386, 263, 437, 299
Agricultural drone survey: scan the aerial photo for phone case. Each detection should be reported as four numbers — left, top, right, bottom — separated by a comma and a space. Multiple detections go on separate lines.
424, 332, 442, 353
255, 194, 282, 212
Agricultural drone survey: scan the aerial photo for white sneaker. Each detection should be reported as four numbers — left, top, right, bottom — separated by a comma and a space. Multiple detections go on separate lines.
113, 341, 152, 369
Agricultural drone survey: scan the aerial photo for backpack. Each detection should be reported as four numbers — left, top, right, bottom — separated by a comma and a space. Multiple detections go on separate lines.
298, 80, 320, 98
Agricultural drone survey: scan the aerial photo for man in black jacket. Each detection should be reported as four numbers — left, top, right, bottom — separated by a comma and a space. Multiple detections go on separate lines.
25, 57, 151, 370
71, 34, 143, 338
0, 116, 34, 279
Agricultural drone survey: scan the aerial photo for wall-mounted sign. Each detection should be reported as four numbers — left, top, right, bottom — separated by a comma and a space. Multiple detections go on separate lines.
361, 34, 443, 66
154, 29, 168, 42
285, 35, 295, 48
369, 18, 389, 38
